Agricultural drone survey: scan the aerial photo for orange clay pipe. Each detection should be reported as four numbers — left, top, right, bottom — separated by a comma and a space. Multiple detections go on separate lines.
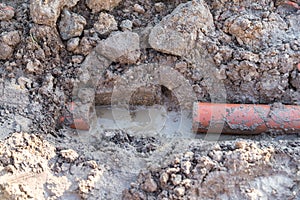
193, 102, 300, 134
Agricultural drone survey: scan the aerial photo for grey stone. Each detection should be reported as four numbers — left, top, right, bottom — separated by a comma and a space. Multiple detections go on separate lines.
67, 37, 80, 52
81, 52, 110, 84
95, 31, 140, 64
149, 0, 214, 57
171, 174, 182, 186
120, 20, 133, 31
59, 9, 86, 40
14, 115, 32, 133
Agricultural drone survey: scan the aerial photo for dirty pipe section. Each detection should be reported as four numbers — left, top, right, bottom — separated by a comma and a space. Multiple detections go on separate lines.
193, 102, 300, 134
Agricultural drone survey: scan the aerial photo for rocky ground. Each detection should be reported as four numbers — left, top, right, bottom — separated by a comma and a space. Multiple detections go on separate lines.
0, 0, 300, 199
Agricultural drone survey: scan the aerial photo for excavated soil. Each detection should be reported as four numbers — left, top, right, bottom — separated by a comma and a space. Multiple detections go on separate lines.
0, 0, 300, 199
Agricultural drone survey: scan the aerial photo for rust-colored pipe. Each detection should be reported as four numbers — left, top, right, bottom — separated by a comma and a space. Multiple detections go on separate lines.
193, 102, 300, 134
59, 102, 90, 131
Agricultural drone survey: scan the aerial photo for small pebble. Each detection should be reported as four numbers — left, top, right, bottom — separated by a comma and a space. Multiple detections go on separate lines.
67, 37, 80, 52
171, 174, 182, 185
120, 19, 133, 31
72, 55, 84, 64
133, 4, 145, 14
174, 186, 185, 196
160, 172, 169, 186
235, 141, 247, 149
155, 2, 166, 12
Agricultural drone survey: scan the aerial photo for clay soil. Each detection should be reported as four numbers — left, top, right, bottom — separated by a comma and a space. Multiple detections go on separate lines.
0, 0, 300, 199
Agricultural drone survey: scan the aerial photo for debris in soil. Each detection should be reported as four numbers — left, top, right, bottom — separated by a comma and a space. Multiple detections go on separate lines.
123, 140, 300, 199
102, 129, 161, 153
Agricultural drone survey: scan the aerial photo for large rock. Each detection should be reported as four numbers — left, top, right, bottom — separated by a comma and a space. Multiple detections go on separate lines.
86, 0, 122, 12
30, 0, 80, 26
95, 31, 140, 64
59, 9, 86, 40
149, 0, 214, 57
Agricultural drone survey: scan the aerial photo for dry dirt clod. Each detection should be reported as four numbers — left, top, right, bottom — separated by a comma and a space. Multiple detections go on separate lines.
0, 31, 20, 60
159, 172, 169, 187
60, 149, 79, 162
133, 4, 146, 14
141, 173, 158, 193
85, 0, 122, 12
30, 0, 80, 26
149, 0, 215, 56
154, 2, 166, 13
0, 3, 15, 21
181, 160, 192, 175
0, 43, 14, 60
94, 12, 118, 36
174, 186, 185, 197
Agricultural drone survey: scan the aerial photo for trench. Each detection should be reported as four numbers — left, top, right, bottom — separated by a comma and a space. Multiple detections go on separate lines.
66, 87, 300, 199
86, 85, 300, 142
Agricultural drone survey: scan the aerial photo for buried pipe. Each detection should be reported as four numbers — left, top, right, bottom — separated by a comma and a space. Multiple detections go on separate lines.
59, 115, 90, 131
60, 101, 300, 134
193, 102, 300, 134
59, 102, 90, 131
